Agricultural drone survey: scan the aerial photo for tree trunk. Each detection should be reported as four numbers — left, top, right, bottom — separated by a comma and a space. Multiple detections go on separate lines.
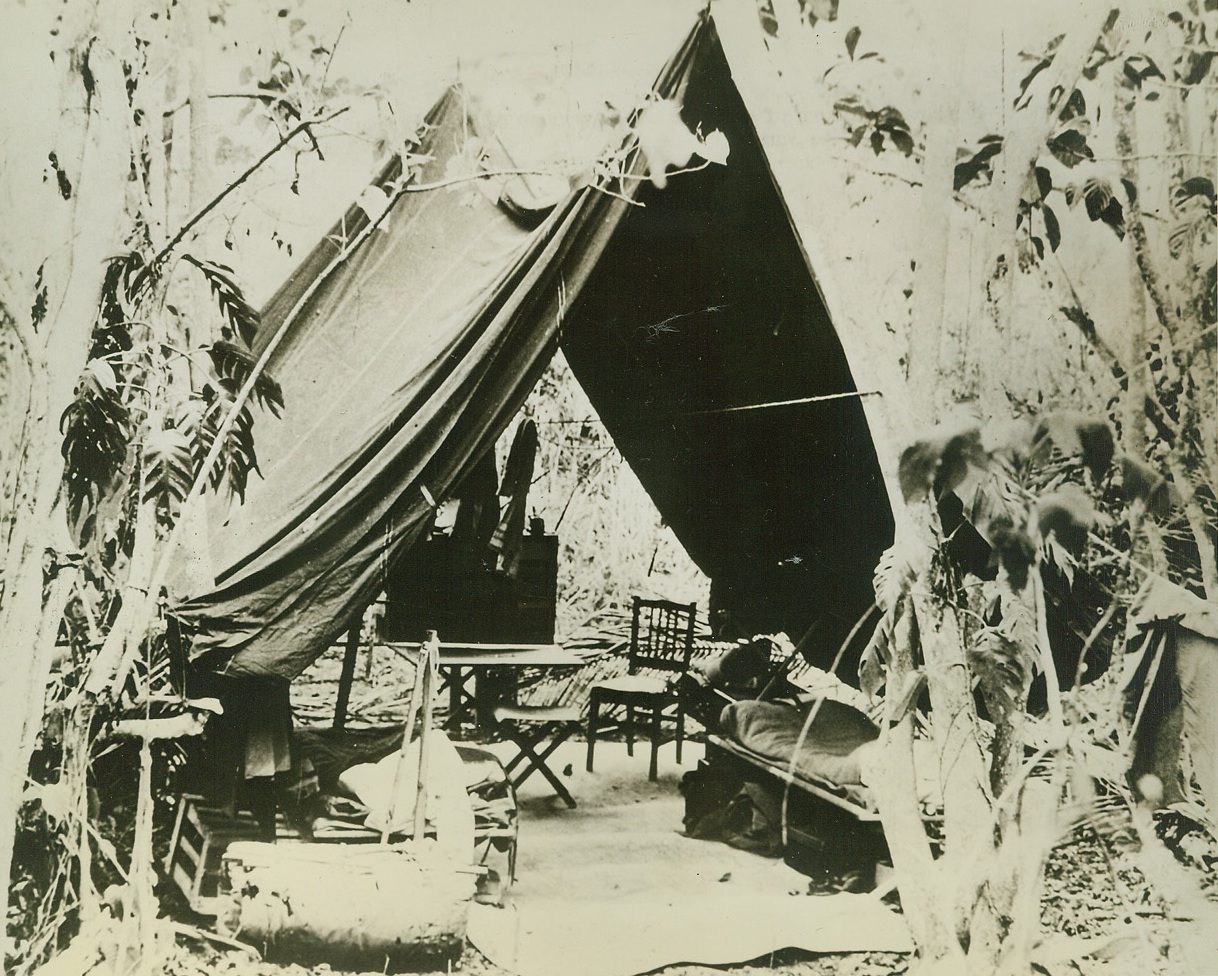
0, 35, 129, 941
910, 579, 995, 940
905, 3, 970, 410
861, 600, 947, 955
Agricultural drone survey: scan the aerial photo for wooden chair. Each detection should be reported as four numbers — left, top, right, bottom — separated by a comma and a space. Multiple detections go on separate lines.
585, 597, 697, 781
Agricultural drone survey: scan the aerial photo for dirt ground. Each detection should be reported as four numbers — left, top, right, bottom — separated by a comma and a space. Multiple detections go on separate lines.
152, 786, 1218, 976
148, 651, 1218, 976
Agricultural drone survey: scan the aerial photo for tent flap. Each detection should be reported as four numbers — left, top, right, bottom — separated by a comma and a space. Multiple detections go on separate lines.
559, 22, 893, 668
173, 21, 708, 680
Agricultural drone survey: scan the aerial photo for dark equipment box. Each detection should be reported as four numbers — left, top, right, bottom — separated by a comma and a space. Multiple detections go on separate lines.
382, 534, 558, 644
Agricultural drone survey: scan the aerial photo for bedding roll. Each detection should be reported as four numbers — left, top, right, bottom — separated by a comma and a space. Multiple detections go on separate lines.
719, 697, 879, 787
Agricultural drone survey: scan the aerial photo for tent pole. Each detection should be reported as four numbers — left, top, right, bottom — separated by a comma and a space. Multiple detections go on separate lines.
332, 619, 362, 730
411, 632, 439, 846
382, 639, 427, 844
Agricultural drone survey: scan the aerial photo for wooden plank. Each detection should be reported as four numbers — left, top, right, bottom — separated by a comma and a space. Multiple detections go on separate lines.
412, 633, 439, 844
385, 641, 580, 665
171, 864, 197, 902
382, 632, 429, 843
164, 794, 191, 875
176, 840, 202, 869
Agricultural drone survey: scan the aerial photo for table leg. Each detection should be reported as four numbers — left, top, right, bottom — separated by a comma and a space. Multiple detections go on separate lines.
474, 667, 493, 730
439, 665, 480, 730
475, 668, 521, 731
447, 665, 464, 721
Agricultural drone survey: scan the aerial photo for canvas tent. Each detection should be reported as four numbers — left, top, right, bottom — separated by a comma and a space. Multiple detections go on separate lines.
174, 6, 894, 682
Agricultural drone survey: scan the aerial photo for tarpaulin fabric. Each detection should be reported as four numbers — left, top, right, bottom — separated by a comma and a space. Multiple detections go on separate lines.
175, 13, 895, 683
1125, 579, 1218, 813
1130, 577, 1218, 641
558, 23, 892, 666
173, 23, 708, 679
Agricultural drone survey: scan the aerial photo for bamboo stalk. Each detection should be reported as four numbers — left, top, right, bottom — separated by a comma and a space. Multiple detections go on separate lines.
131, 738, 157, 964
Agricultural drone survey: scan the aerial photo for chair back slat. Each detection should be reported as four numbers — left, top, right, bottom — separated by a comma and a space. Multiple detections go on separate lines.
628, 597, 696, 675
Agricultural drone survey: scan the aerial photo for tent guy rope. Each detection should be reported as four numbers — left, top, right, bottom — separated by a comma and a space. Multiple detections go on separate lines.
680, 389, 882, 416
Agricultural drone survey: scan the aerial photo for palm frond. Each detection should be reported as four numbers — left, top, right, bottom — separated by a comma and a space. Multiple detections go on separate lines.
206, 340, 284, 417
60, 362, 131, 543
183, 254, 261, 347
142, 424, 194, 525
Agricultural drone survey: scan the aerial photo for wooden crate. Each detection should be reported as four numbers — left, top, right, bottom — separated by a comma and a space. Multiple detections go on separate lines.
164, 795, 299, 915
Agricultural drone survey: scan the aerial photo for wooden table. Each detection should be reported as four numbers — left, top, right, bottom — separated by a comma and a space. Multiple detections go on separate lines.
385, 642, 584, 729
